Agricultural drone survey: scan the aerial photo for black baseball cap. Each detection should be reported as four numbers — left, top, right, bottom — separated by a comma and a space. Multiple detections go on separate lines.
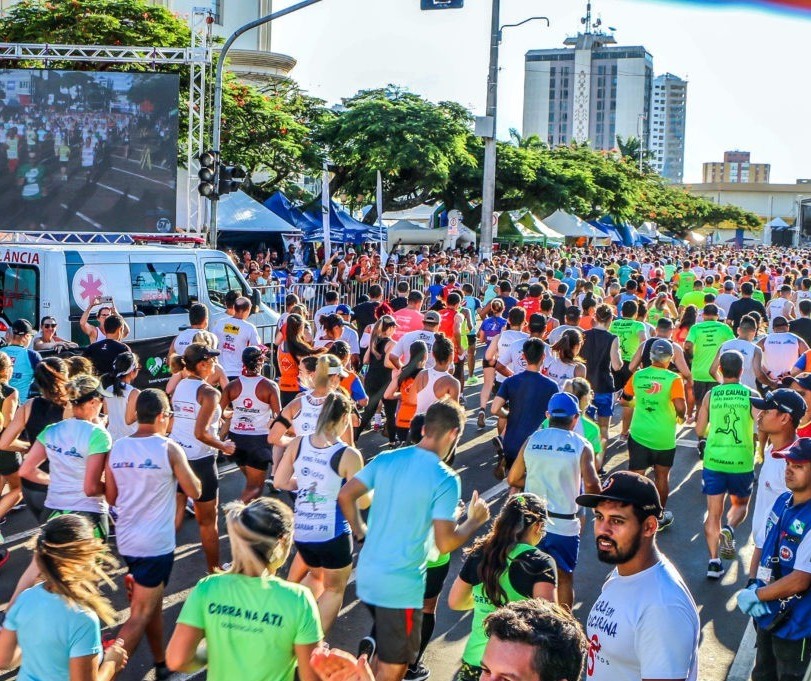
751, 388, 807, 419
183, 343, 220, 365
528, 313, 546, 333
779, 437, 811, 464
11, 319, 32, 335
242, 346, 266, 364
787, 373, 811, 391
576, 471, 663, 519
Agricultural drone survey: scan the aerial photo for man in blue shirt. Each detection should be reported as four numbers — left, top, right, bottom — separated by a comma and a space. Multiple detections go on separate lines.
491, 338, 559, 482
1, 319, 41, 402
338, 400, 490, 681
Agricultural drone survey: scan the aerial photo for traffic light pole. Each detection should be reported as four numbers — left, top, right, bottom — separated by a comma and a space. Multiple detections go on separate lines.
478, 0, 500, 264
209, 0, 324, 248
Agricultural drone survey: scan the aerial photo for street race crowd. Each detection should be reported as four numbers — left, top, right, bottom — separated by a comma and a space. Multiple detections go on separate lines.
2, 241, 811, 681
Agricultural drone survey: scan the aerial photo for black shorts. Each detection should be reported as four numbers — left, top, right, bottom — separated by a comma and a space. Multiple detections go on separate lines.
693, 380, 717, 405
294, 533, 353, 570
280, 389, 300, 408
364, 603, 423, 665
628, 434, 676, 470
613, 361, 632, 392
229, 433, 272, 471
181, 456, 218, 502
0, 450, 21, 476
424, 560, 451, 600
122, 552, 174, 588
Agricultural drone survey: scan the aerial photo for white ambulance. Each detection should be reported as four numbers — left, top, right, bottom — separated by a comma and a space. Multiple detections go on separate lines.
0, 243, 279, 386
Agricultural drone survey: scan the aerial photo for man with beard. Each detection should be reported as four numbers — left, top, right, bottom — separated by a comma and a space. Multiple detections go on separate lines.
577, 471, 700, 681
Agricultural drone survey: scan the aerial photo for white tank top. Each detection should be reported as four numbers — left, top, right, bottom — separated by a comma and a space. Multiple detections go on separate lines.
293, 436, 349, 543
797, 290, 811, 303
173, 328, 205, 357
108, 435, 176, 557
229, 375, 272, 436
544, 357, 577, 389
105, 384, 136, 442
416, 367, 449, 415
171, 377, 220, 460
292, 392, 327, 436
767, 298, 791, 328
762, 332, 801, 380
497, 330, 528, 360
719, 339, 759, 390
523, 427, 589, 537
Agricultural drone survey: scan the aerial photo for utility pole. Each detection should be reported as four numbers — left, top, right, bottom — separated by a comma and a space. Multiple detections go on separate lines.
478, 0, 500, 263
208, 0, 324, 248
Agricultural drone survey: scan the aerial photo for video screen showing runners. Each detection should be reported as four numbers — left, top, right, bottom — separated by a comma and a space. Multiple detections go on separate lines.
0, 69, 179, 233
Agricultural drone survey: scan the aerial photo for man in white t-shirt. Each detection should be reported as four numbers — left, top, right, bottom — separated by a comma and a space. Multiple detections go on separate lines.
385, 310, 440, 370
715, 281, 738, 316
211, 297, 260, 379
578, 471, 700, 681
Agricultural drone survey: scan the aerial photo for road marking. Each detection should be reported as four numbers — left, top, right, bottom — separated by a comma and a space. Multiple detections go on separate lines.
96, 182, 141, 201
60, 203, 102, 229
726, 620, 756, 681
112, 165, 174, 187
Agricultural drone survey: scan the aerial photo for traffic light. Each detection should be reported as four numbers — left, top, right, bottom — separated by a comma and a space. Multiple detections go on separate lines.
197, 150, 218, 198
420, 0, 463, 8
218, 163, 247, 196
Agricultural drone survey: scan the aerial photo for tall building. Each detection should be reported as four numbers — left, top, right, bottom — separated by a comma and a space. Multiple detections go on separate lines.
649, 73, 687, 183
0, 0, 296, 87
702, 151, 770, 184
522, 3, 653, 150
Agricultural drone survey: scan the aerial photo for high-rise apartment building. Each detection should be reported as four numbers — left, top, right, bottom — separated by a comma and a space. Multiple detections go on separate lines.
702, 151, 770, 184
649, 73, 687, 184
523, 4, 653, 150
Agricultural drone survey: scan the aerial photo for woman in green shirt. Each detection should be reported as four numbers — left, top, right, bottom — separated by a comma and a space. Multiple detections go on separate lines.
167, 497, 323, 681
448, 493, 557, 681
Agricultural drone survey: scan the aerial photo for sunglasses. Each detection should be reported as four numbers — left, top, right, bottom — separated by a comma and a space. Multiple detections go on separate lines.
43, 323, 57, 328
162, 410, 174, 418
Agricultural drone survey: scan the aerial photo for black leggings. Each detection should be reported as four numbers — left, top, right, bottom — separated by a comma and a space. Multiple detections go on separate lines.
357, 368, 392, 437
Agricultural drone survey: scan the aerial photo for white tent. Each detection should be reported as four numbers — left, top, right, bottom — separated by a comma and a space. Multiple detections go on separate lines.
216, 190, 300, 234
766, 217, 790, 229
542, 209, 604, 238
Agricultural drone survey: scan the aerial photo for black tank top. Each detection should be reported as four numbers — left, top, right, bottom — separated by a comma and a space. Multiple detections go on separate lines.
581, 327, 616, 393
21, 397, 64, 492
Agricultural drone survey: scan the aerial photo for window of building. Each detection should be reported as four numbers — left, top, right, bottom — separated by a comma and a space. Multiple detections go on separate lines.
211, 0, 223, 25
131, 262, 198, 316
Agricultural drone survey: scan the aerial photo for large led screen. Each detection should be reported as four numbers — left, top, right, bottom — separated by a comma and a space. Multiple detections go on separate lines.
0, 69, 179, 233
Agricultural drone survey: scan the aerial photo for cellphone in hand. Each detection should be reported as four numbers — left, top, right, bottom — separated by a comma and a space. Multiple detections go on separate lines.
98, 295, 114, 306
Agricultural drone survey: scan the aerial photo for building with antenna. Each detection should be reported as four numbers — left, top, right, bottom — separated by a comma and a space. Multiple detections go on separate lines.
522, 2, 653, 151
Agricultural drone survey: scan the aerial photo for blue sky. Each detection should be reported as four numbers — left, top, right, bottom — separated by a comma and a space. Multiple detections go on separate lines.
272, 0, 809, 184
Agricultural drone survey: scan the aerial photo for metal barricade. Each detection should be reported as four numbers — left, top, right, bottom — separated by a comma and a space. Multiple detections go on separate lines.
254, 282, 287, 313
288, 282, 337, 319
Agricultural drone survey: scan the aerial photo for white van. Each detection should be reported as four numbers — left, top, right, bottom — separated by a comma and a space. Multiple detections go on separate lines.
0, 243, 279, 387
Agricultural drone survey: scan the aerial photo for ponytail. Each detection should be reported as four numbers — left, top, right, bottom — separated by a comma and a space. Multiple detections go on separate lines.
315, 392, 352, 438
224, 498, 293, 577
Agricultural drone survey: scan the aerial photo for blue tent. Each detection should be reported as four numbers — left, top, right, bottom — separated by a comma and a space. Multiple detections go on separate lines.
589, 219, 622, 243
300, 199, 386, 245
596, 215, 642, 247
264, 191, 320, 234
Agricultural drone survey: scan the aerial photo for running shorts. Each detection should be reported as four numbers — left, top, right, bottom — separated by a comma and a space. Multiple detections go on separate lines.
363, 604, 423, 665
181, 456, 218, 502
539, 531, 580, 574
122, 551, 175, 588
294, 533, 353, 570
628, 435, 676, 470
590, 392, 615, 419
702, 469, 754, 498
0, 450, 21, 476
229, 433, 273, 471
693, 380, 717, 405
424, 561, 451, 600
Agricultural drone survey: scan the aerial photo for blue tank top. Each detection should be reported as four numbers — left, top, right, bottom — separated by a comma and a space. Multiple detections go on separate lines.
480, 316, 507, 342
1, 345, 40, 402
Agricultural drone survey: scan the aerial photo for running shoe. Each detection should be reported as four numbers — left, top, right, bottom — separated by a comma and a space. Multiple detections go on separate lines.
657, 510, 674, 531
154, 662, 172, 680
10, 501, 26, 512
372, 413, 384, 431
0, 547, 9, 570
185, 498, 196, 517
719, 525, 737, 560
358, 635, 377, 662
477, 409, 486, 429
706, 559, 725, 579
405, 661, 431, 681
466, 376, 481, 386
459, 395, 466, 406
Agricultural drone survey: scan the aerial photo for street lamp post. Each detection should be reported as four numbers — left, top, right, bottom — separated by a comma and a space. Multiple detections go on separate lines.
637, 113, 647, 174
478, 7, 548, 262
208, 0, 324, 248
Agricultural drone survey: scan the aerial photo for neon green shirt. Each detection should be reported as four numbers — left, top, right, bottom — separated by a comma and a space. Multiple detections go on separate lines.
704, 383, 755, 473
685, 321, 735, 382
177, 573, 322, 681
610, 318, 647, 362
679, 290, 707, 310
676, 271, 696, 299
626, 366, 684, 450
542, 415, 602, 454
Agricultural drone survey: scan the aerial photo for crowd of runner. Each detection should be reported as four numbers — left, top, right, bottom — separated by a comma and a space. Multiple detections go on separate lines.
1, 243, 811, 681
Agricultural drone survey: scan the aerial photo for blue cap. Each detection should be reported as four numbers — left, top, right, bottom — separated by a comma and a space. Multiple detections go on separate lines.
336, 304, 352, 315
781, 438, 811, 463
548, 392, 581, 419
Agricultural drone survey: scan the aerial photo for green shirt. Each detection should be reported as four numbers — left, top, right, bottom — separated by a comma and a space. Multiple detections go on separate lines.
676, 271, 696, 299
753, 289, 766, 304
685, 320, 735, 382
627, 366, 683, 450
610, 318, 647, 362
704, 383, 755, 473
663, 264, 676, 282
177, 573, 322, 681
679, 290, 707, 310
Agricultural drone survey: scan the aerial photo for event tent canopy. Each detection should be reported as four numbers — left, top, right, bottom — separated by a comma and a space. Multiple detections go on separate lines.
767, 217, 791, 231
542, 210, 604, 239
497, 211, 563, 244
218, 190, 301, 234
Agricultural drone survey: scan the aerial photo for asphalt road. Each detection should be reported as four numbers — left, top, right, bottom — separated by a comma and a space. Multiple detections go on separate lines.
0, 380, 755, 681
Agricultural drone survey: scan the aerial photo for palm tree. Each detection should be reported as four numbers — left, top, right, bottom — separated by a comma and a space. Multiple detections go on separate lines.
509, 128, 547, 151
615, 134, 654, 172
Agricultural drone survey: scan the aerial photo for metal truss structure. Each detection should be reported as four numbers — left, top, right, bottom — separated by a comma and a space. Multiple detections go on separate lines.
0, 7, 214, 243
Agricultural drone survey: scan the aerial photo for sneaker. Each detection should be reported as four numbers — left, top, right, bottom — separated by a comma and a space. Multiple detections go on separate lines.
706, 559, 725, 579
477, 409, 486, 429
154, 662, 172, 680
719, 525, 736, 560
459, 395, 466, 406
10, 502, 26, 512
372, 413, 384, 431
405, 661, 431, 681
185, 498, 196, 517
466, 376, 481, 386
657, 510, 674, 532
357, 635, 376, 662
0, 547, 8, 570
